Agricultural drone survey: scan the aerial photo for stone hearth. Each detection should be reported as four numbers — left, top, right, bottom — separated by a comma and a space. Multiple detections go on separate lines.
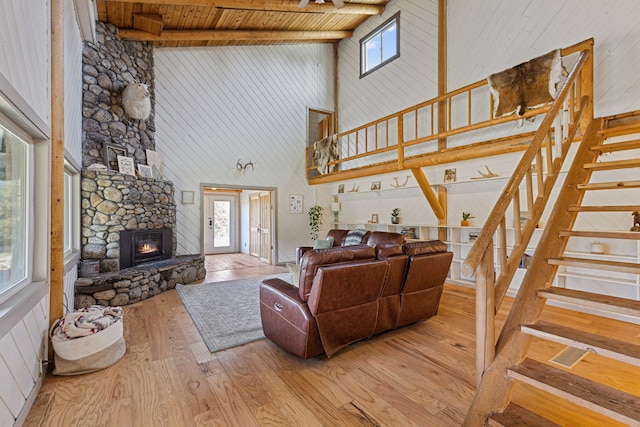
75, 255, 205, 308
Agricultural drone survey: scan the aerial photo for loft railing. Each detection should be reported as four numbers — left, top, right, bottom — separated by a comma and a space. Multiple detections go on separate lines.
461, 43, 593, 384
306, 39, 594, 184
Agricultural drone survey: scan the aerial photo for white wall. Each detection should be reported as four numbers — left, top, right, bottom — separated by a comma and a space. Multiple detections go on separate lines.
338, 0, 439, 132
154, 44, 335, 262
447, 0, 640, 118
0, 1, 52, 425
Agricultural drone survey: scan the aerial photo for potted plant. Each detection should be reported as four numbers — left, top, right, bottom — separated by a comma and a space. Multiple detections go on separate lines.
308, 205, 324, 240
391, 208, 400, 224
461, 212, 474, 226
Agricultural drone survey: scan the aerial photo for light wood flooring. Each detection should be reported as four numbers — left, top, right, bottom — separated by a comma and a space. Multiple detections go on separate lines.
25, 254, 640, 426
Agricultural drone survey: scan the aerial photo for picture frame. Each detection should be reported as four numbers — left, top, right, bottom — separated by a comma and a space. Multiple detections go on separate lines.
138, 164, 153, 178
289, 194, 303, 214
370, 213, 379, 223
146, 149, 163, 178
181, 191, 194, 204
371, 181, 381, 191
444, 168, 457, 183
337, 184, 345, 194
104, 143, 127, 171
117, 155, 136, 176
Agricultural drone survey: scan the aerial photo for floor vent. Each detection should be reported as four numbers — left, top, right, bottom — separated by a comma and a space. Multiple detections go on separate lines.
549, 346, 589, 368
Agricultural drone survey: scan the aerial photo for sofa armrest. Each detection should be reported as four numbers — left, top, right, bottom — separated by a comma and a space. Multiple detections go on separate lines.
296, 246, 312, 264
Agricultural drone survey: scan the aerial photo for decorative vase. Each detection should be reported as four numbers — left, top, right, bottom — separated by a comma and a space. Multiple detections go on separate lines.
461, 220, 469, 226
391, 216, 399, 224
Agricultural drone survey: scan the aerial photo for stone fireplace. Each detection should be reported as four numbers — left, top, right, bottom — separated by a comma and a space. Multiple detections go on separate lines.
80, 169, 176, 273
75, 22, 205, 309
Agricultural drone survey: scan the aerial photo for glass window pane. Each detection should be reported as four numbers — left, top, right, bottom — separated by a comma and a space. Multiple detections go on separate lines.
64, 171, 72, 255
0, 126, 29, 293
381, 24, 397, 61
213, 201, 230, 247
364, 34, 382, 71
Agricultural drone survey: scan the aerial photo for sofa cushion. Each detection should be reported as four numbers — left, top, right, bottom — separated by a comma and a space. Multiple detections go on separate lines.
403, 240, 448, 256
344, 229, 370, 246
313, 237, 334, 249
374, 241, 404, 259
367, 231, 404, 246
298, 245, 376, 300
286, 263, 301, 288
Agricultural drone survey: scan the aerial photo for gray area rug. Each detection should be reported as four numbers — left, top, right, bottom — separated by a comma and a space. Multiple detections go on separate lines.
175, 273, 289, 352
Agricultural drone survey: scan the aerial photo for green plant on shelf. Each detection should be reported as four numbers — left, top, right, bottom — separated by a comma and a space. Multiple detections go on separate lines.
462, 212, 474, 221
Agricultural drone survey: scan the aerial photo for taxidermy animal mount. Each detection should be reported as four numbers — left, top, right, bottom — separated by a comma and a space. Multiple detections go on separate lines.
391, 175, 411, 188
122, 83, 151, 120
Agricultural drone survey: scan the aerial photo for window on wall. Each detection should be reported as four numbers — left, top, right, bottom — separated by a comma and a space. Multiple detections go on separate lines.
360, 12, 400, 78
0, 124, 32, 296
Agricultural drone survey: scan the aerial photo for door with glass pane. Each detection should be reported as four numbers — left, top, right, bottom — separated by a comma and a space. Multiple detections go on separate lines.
203, 193, 238, 254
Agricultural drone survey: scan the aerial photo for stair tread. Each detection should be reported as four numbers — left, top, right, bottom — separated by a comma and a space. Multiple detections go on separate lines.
509, 358, 640, 424
539, 287, 640, 317
522, 320, 640, 366
590, 139, 640, 153
567, 204, 640, 212
559, 229, 640, 239
577, 179, 640, 190
597, 122, 640, 137
547, 256, 640, 274
583, 158, 640, 171
488, 403, 560, 427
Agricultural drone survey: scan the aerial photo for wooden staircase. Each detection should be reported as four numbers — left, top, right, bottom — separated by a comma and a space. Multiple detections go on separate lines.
464, 113, 640, 426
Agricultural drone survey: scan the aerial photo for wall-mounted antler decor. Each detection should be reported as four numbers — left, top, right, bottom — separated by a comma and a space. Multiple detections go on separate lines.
236, 159, 254, 173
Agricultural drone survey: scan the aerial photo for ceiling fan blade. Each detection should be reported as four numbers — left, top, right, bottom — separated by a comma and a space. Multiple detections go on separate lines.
333, 0, 345, 8
298, 0, 310, 8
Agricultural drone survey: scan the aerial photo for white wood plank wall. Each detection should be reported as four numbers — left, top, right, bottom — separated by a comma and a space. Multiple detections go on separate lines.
154, 44, 335, 261
0, 0, 50, 124
64, 0, 85, 164
0, 295, 49, 427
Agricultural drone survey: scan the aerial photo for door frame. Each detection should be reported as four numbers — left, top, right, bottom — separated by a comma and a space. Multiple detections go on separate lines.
199, 183, 278, 264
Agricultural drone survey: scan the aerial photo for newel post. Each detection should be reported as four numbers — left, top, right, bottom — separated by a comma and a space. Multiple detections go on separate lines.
475, 239, 496, 385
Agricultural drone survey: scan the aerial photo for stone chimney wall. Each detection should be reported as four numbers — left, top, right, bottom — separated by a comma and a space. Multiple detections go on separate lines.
82, 22, 155, 168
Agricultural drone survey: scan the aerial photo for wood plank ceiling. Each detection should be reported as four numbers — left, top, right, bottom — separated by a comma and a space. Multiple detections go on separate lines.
96, 0, 387, 47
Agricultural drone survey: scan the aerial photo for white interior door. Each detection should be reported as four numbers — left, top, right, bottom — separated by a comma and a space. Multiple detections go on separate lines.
203, 193, 238, 254
249, 191, 272, 262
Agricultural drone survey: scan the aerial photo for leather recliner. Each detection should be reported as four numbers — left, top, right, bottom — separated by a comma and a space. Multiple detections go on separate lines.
262, 234, 453, 358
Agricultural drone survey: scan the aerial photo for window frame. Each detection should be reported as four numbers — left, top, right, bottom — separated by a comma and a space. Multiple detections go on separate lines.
63, 156, 81, 271
0, 116, 35, 304
359, 12, 401, 78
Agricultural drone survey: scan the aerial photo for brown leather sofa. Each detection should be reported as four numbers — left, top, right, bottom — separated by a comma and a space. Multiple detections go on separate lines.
260, 235, 453, 358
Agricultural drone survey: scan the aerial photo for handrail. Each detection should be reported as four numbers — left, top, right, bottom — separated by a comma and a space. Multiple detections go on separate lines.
307, 39, 595, 181
463, 45, 593, 385
461, 49, 591, 282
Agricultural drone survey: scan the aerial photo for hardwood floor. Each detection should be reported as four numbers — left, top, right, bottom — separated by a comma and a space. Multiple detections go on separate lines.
24, 254, 639, 426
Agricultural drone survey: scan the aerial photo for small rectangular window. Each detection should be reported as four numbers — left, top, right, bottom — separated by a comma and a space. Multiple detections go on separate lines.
64, 170, 73, 256
0, 125, 31, 294
360, 12, 400, 78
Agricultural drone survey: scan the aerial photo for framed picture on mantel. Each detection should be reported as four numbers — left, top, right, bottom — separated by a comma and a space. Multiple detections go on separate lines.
117, 155, 136, 176
105, 143, 126, 171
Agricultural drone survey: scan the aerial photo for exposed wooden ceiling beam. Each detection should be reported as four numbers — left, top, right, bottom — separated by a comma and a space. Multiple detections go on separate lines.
133, 14, 164, 37
118, 28, 353, 42
107, 0, 385, 15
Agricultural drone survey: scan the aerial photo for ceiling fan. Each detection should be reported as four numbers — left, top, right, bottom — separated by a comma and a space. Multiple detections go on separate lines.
298, 0, 345, 9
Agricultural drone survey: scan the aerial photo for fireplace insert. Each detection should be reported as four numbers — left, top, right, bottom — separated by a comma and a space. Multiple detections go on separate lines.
120, 229, 173, 269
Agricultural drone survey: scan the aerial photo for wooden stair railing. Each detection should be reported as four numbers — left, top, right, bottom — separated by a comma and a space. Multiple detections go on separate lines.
307, 39, 595, 185
465, 114, 640, 425
461, 45, 593, 385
